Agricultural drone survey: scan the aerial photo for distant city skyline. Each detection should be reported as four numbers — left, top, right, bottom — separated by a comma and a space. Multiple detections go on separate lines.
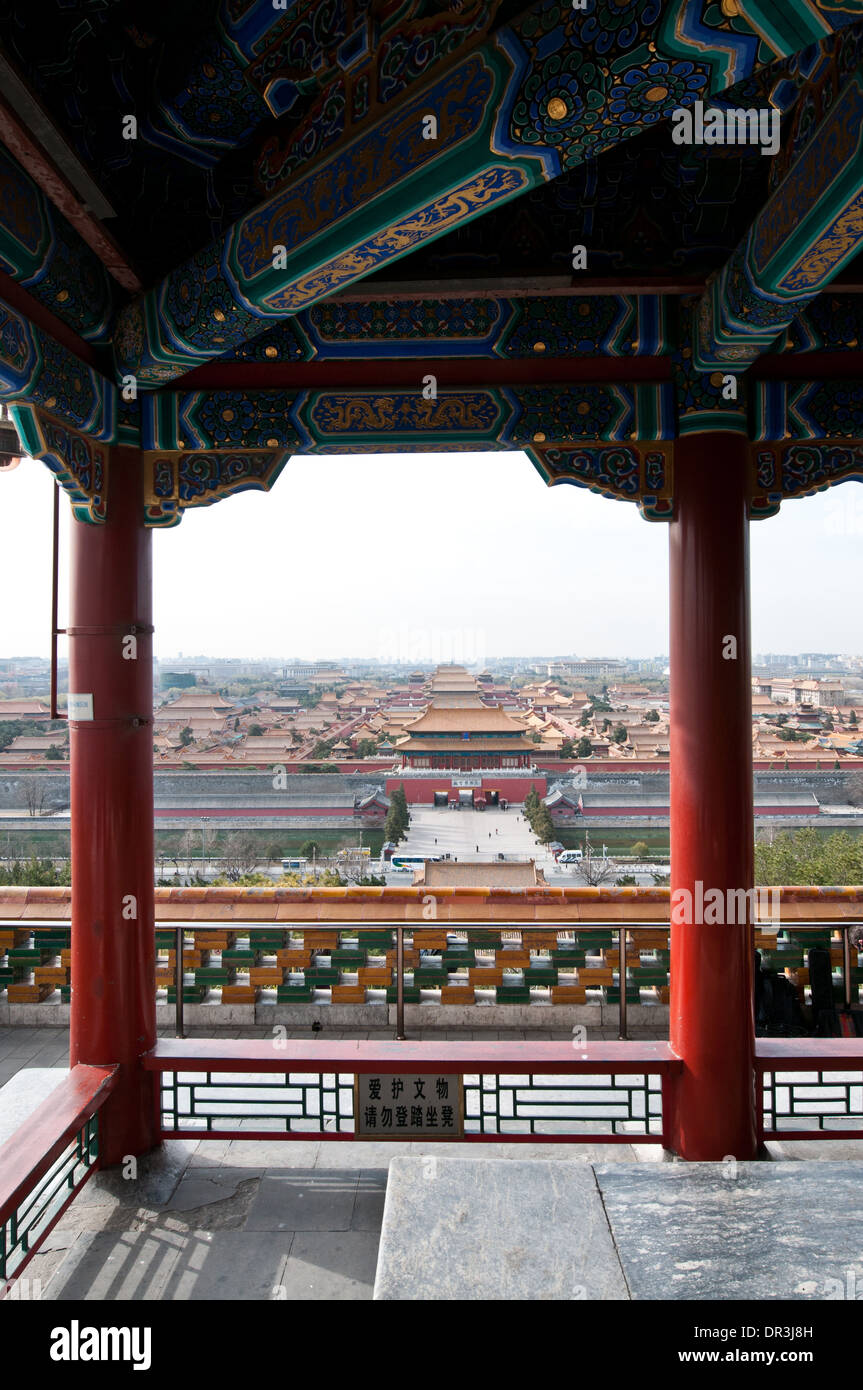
2, 451, 862, 661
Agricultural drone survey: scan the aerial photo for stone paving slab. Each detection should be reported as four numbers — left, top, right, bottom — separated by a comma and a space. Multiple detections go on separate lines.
352, 1171, 388, 1231
161, 1231, 294, 1302
164, 1167, 265, 1213
374, 1157, 629, 1301
594, 1161, 863, 1301
44, 1230, 187, 1301
280, 1231, 380, 1300
245, 1169, 359, 1231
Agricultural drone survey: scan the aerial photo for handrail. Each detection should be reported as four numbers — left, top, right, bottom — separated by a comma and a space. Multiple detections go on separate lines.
143, 1036, 682, 1073
0, 1063, 118, 1287
2, 884, 863, 921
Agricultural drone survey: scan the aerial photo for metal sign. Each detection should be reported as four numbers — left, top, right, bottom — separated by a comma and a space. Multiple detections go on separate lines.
355, 1073, 464, 1139
67, 693, 94, 721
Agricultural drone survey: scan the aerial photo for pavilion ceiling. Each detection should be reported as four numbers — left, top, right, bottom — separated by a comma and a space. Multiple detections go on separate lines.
1, 1, 863, 526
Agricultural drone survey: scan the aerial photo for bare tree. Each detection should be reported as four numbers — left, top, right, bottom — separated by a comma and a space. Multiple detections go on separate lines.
572, 853, 618, 887
846, 770, 863, 807
19, 776, 47, 818
221, 833, 259, 881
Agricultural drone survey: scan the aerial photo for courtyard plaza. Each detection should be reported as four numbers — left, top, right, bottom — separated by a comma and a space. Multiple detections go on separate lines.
390, 805, 552, 869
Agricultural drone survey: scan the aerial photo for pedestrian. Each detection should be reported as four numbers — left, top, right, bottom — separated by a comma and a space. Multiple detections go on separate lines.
475, 844, 478, 852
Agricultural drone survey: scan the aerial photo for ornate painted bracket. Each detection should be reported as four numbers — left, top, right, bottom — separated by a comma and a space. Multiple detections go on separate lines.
143, 449, 291, 528
751, 439, 863, 518
529, 441, 674, 521
10, 405, 108, 523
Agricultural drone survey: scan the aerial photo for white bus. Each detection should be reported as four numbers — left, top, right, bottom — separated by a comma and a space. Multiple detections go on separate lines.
390, 854, 442, 873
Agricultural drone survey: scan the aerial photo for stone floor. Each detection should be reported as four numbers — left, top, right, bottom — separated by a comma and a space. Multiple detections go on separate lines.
3, 1025, 862, 1301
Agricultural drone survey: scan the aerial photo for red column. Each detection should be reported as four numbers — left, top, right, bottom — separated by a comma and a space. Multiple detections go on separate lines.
668, 434, 757, 1159
68, 446, 158, 1162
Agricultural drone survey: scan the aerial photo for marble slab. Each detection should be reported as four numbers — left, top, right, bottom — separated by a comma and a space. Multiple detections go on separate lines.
595, 1161, 863, 1301
374, 1156, 628, 1300
0, 1067, 68, 1147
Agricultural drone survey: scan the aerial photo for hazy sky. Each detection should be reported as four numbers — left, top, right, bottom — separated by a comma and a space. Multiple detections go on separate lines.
1, 452, 862, 663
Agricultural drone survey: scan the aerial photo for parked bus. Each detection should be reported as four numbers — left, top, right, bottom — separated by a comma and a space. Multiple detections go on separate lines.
389, 854, 443, 873
281, 857, 309, 872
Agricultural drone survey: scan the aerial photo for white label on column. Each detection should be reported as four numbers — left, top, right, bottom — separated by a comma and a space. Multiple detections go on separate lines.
67, 693, 94, 721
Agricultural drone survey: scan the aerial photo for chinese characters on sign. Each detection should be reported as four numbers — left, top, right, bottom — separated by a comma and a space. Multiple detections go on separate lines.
355, 1074, 464, 1139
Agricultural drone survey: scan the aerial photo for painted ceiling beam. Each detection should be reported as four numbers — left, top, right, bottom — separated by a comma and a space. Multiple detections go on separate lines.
0, 295, 116, 443
0, 141, 117, 345
181, 293, 669, 367
693, 45, 863, 373
112, 0, 860, 387
0, 85, 141, 293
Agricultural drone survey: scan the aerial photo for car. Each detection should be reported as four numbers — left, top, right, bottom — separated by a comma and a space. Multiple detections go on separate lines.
557, 849, 584, 864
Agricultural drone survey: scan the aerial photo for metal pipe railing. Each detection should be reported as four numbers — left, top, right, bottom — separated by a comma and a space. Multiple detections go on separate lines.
2, 918, 859, 1043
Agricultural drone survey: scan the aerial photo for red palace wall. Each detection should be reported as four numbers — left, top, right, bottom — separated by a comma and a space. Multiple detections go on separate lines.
153, 806, 368, 818
578, 803, 820, 818
386, 776, 548, 804
536, 759, 863, 775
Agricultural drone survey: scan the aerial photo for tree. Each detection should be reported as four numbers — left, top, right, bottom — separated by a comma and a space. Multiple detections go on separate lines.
755, 827, 863, 886
533, 802, 555, 844
390, 784, 410, 834
573, 853, 616, 887
576, 735, 593, 758
248, 723, 265, 737
221, 833, 260, 882
384, 803, 406, 844
299, 840, 321, 859
179, 726, 194, 746
559, 738, 574, 759
849, 709, 858, 727
530, 731, 542, 743
846, 770, 863, 805
234, 717, 240, 731
19, 777, 47, 818
615, 875, 638, 886
356, 738, 377, 759
612, 723, 627, 744
311, 738, 335, 759
645, 709, 660, 723
631, 841, 649, 859
44, 744, 64, 760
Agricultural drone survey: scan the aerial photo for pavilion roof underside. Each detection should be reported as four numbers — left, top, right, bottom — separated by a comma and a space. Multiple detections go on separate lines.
3, 3, 863, 526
